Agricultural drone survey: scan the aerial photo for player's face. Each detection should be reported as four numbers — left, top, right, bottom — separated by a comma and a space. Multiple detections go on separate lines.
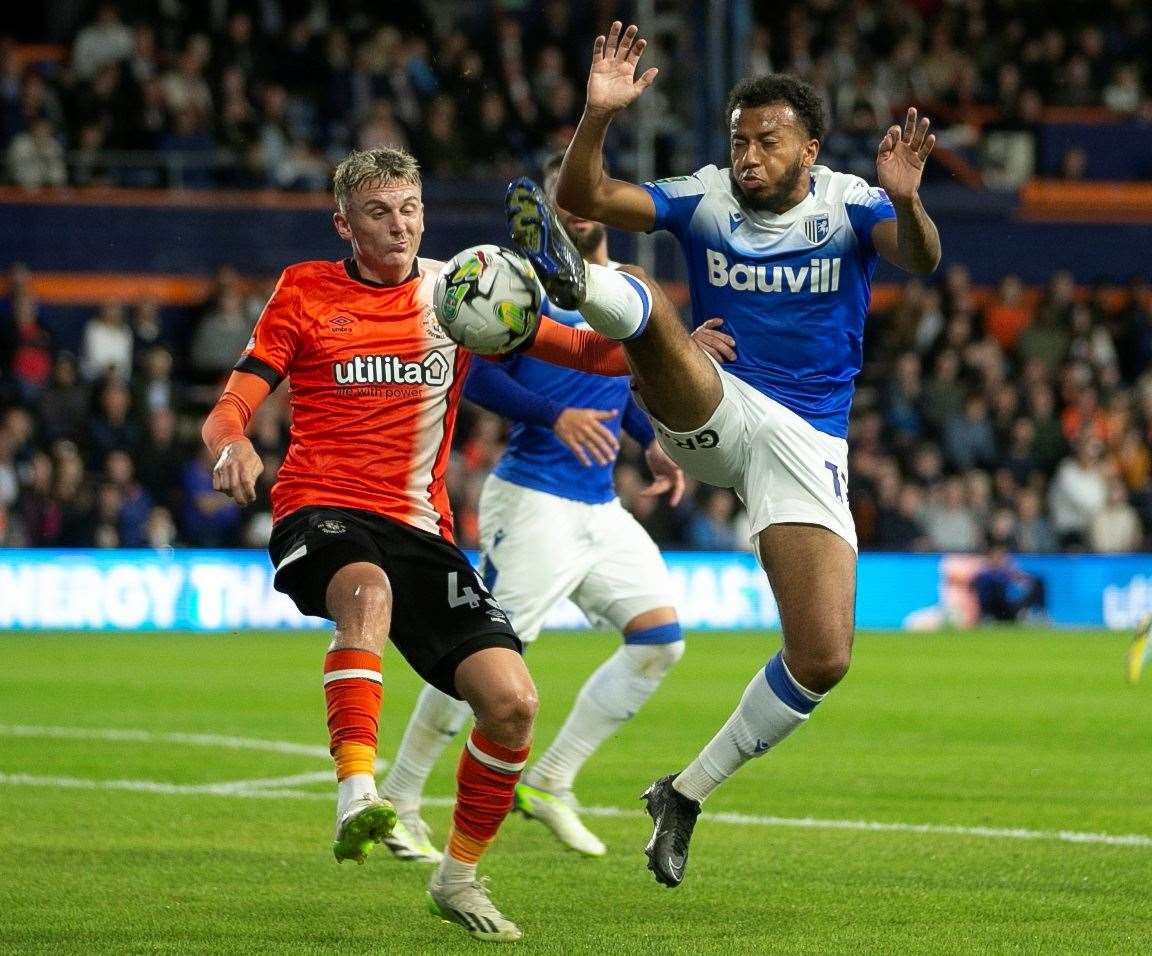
334, 180, 425, 282
728, 103, 819, 212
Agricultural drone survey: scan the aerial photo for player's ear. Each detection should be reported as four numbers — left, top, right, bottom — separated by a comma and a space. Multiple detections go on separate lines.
333, 210, 352, 241
804, 137, 820, 168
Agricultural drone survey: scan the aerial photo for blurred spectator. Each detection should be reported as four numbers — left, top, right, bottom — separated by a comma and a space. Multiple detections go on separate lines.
923, 477, 980, 552
686, 489, 744, 550
942, 394, 997, 471
1015, 487, 1059, 553
5, 294, 53, 401
135, 346, 178, 413
1088, 479, 1143, 553
190, 289, 255, 379
87, 377, 139, 466
984, 275, 1032, 351
81, 301, 134, 381
7, 117, 67, 189
143, 505, 178, 548
970, 545, 1047, 623
180, 445, 240, 546
135, 406, 183, 511
104, 448, 153, 547
875, 482, 931, 552
37, 353, 88, 442
1048, 437, 1109, 547
72, 2, 135, 81
18, 450, 61, 546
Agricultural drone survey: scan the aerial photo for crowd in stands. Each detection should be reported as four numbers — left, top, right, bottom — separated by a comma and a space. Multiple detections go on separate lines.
2, 0, 1150, 190
2, 260, 1150, 555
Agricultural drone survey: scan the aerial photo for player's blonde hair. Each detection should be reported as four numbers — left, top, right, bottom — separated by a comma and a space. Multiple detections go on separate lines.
333, 146, 422, 213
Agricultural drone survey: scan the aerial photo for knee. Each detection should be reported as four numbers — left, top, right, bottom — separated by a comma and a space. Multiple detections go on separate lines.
623, 638, 685, 680
475, 686, 538, 747
786, 635, 853, 695
616, 263, 654, 289
349, 581, 391, 618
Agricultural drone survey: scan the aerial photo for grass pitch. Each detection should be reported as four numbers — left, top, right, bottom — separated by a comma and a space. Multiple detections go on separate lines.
1, 628, 1149, 954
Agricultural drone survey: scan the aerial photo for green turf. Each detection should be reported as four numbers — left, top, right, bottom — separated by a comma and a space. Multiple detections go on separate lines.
1, 629, 1150, 954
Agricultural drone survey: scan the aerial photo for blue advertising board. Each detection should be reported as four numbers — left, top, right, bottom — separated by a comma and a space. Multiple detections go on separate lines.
0, 549, 1148, 632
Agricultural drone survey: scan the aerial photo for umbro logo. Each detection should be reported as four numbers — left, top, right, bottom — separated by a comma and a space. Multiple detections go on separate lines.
728, 211, 744, 232
492, 529, 505, 548
753, 739, 771, 754
329, 315, 354, 333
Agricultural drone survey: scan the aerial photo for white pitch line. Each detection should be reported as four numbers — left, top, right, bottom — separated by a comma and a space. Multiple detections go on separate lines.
0, 724, 331, 758
2, 773, 1149, 849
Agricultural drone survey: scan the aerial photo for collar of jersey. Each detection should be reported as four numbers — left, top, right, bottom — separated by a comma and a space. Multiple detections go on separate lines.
732, 173, 818, 229
343, 256, 419, 288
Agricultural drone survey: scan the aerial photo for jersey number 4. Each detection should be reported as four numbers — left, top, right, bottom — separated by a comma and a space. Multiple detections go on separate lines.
447, 570, 502, 613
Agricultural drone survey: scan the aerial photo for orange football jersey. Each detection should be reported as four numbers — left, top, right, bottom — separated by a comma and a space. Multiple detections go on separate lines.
238, 257, 468, 540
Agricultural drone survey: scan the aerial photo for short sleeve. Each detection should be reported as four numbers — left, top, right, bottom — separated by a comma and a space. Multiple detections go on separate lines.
843, 177, 897, 256
234, 269, 302, 388
640, 172, 708, 236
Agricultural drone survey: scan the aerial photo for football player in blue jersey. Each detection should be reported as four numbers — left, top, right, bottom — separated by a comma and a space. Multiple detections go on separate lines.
506, 21, 942, 887
379, 155, 725, 862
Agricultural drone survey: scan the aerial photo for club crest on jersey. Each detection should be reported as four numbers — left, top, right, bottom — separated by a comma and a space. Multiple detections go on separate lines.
332, 352, 450, 387
422, 305, 448, 340
803, 215, 830, 244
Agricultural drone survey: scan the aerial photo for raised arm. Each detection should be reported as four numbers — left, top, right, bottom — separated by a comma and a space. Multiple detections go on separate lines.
522, 314, 630, 376
556, 21, 659, 233
872, 107, 942, 275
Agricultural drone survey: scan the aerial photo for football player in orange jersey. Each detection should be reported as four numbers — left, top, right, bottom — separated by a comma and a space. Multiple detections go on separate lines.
202, 146, 651, 943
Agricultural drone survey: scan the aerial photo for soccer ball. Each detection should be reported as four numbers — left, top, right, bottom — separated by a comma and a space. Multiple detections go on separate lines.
433, 244, 543, 355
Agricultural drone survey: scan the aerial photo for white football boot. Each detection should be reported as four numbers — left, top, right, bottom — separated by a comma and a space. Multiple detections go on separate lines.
514, 782, 606, 856
427, 876, 523, 942
382, 808, 443, 864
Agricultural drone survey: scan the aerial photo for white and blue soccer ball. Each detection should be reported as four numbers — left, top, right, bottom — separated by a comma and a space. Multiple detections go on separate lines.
433, 244, 542, 355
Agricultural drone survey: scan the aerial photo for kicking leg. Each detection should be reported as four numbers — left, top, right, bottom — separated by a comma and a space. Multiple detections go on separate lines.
427, 647, 536, 943
644, 524, 856, 886
324, 562, 398, 864
379, 684, 471, 862
507, 177, 720, 430
519, 608, 683, 855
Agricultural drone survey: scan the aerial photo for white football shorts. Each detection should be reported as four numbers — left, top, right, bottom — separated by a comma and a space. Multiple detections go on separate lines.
477, 474, 675, 642
641, 363, 857, 554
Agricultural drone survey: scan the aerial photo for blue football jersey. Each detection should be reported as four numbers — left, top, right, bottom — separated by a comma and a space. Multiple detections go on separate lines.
642, 164, 896, 438
491, 302, 633, 504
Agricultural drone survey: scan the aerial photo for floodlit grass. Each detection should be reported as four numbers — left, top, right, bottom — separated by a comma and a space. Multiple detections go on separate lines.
1, 629, 1149, 954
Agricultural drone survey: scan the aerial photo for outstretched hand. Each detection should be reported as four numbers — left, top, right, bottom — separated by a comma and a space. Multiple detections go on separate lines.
876, 107, 936, 202
586, 21, 659, 115
642, 441, 685, 507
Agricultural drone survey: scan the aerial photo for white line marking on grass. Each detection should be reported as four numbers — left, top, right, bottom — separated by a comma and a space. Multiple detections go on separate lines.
2, 774, 1150, 849
0, 724, 331, 758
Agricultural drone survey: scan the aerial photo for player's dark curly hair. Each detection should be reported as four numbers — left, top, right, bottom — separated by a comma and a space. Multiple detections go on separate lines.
724, 74, 827, 142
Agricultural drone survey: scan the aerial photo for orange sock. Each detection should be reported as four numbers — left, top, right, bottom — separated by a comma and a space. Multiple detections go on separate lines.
323, 649, 382, 781
447, 729, 530, 864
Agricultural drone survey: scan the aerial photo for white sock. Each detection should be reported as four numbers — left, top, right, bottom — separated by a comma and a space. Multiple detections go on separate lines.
526, 641, 684, 794
381, 684, 471, 812
578, 263, 652, 341
337, 772, 378, 814
673, 653, 824, 804
436, 852, 477, 886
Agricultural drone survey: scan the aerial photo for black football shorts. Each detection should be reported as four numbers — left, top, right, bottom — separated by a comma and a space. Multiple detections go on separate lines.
268, 506, 521, 697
